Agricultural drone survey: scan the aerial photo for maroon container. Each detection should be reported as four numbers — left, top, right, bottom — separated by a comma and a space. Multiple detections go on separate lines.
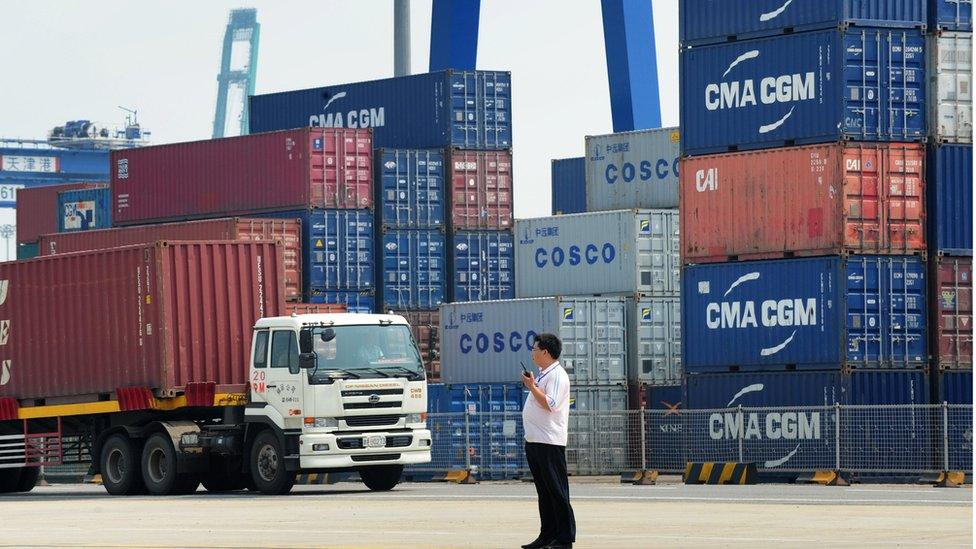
112, 128, 372, 226
37, 217, 303, 302
16, 182, 106, 244
283, 303, 347, 315
400, 310, 440, 381
931, 256, 973, 370
0, 241, 286, 401
448, 149, 513, 230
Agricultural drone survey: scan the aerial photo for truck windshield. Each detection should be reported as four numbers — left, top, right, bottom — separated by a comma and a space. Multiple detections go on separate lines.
307, 325, 425, 384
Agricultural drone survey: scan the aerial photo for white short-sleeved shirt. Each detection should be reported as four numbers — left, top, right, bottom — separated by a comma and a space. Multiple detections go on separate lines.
522, 361, 571, 446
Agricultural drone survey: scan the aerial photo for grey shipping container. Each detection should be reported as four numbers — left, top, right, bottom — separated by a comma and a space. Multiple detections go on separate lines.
628, 295, 682, 386
568, 385, 630, 475
439, 297, 627, 386
928, 32, 973, 144
515, 209, 679, 298
585, 128, 680, 211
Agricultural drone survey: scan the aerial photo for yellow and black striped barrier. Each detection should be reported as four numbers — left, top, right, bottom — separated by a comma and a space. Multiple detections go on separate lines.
919, 471, 967, 487
684, 462, 758, 485
620, 470, 658, 485
796, 470, 849, 486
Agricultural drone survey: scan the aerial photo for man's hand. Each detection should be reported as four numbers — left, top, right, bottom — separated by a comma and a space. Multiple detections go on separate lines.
521, 370, 535, 389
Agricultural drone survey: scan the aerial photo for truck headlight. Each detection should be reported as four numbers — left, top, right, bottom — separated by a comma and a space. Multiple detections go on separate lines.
407, 413, 425, 425
313, 417, 339, 429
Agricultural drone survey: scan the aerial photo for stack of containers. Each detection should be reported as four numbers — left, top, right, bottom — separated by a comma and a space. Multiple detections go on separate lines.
679, 0, 936, 476
15, 182, 107, 259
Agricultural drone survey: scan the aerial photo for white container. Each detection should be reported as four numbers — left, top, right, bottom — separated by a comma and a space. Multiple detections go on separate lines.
567, 385, 630, 475
628, 295, 682, 386
585, 127, 680, 211
929, 32, 973, 143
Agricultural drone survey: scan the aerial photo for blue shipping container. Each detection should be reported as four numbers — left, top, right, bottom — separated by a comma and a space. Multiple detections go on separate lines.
451, 231, 515, 302
929, 0, 973, 30
249, 70, 512, 150
680, 0, 926, 47
935, 370, 973, 404
640, 384, 685, 472
309, 290, 375, 314
679, 28, 926, 156
375, 149, 445, 229
682, 256, 928, 372
57, 187, 111, 232
379, 229, 446, 310
927, 144, 973, 255
550, 157, 586, 215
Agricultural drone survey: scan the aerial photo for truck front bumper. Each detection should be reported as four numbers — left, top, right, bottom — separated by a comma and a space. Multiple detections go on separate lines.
298, 429, 432, 469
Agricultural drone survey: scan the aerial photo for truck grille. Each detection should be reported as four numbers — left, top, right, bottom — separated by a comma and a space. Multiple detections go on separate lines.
336, 435, 412, 450
342, 389, 403, 397
344, 401, 402, 410
386, 435, 412, 448
351, 453, 401, 462
344, 415, 401, 427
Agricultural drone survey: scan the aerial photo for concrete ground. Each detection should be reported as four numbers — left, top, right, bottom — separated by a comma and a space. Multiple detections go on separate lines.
0, 477, 970, 548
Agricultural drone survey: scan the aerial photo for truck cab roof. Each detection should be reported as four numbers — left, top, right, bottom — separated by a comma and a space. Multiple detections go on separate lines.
254, 313, 410, 330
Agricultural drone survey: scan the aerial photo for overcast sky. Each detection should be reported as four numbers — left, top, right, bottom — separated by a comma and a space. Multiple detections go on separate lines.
0, 0, 679, 220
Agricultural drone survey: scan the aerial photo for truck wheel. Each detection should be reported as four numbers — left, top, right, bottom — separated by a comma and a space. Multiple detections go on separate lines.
249, 430, 295, 495
15, 467, 40, 492
0, 468, 21, 493
141, 433, 200, 495
359, 464, 403, 491
101, 433, 147, 495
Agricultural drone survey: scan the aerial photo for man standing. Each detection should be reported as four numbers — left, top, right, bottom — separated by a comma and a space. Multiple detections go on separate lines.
521, 333, 576, 549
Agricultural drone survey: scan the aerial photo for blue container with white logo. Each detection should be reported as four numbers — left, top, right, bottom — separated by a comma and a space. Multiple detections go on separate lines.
929, 0, 972, 30
249, 70, 512, 150
57, 187, 111, 232
379, 229, 446, 311
679, 27, 926, 156
927, 144, 973, 255
375, 149, 445, 230
682, 256, 928, 372
450, 231, 515, 302
550, 157, 586, 215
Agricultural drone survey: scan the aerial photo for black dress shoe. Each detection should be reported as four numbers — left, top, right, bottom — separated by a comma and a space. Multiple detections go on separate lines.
542, 543, 572, 549
521, 538, 553, 549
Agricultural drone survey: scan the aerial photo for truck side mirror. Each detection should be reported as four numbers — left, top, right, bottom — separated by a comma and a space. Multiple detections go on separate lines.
299, 329, 313, 354
298, 353, 317, 370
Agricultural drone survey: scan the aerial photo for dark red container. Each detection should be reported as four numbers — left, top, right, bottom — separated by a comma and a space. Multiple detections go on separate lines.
931, 256, 973, 370
448, 149, 513, 230
37, 217, 303, 302
0, 241, 286, 401
680, 143, 926, 263
283, 303, 347, 315
111, 128, 372, 226
16, 182, 106, 244
399, 310, 440, 381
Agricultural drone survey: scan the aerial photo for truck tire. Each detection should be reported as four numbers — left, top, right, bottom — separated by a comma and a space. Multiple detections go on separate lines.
141, 433, 200, 496
15, 466, 40, 492
249, 430, 295, 495
359, 464, 403, 491
0, 468, 21, 493
101, 433, 147, 495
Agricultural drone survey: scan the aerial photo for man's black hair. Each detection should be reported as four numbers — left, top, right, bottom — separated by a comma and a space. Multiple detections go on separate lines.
534, 332, 561, 360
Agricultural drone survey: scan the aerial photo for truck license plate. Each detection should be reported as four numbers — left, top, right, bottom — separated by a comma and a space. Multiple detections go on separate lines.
365, 435, 386, 448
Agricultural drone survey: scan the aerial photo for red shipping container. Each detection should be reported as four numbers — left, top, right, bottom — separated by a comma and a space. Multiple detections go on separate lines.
111, 128, 372, 226
16, 182, 106, 244
399, 310, 440, 381
931, 256, 973, 370
0, 241, 286, 401
448, 149, 513, 230
680, 143, 926, 263
37, 217, 303, 302
283, 302, 347, 315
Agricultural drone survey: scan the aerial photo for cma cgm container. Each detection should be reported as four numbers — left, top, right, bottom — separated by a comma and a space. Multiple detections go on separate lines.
679, 0, 926, 47
927, 144, 973, 255
57, 187, 111, 232
439, 297, 626, 385
683, 256, 928, 372
930, 256, 972, 370
249, 70, 512, 150
928, 32, 973, 143
112, 128, 372, 226
681, 143, 926, 263
379, 230, 446, 310
0, 241, 286, 400
929, 0, 973, 30
515, 210, 679, 298
568, 385, 630, 475
680, 28, 926, 156
628, 296, 682, 386
399, 310, 441, 380
450, 231, 515, 302
38, 217, 303, 302
551, 157, 585, 215
447, 149, 513, 230
16, 182, 105, 243
584, 128, 680, 211
375, 149, 445, 229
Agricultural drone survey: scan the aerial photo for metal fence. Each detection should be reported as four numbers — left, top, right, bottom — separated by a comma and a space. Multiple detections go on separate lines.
407, 404, 974, 478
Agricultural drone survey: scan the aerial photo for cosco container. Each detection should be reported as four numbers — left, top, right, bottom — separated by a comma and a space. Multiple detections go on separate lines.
400, 310, 441, 381
439, 297, 627, 385
450, 231, 515, 302
929, 0, 973, 31
379, 230, 446, 310
584, 128, 680, 210
57, 187, 111, 233
112, 128, 372, 226
551, 157, 586, 215
682, 256, 928, 372
38, 217, 303, 302
375, 149, 444, 229
681, 143, 926, 263
16, 182, 106, 243
928, 32, 973, 143
680, 28, 926, 156
927, 144, 973, 255
628, 296, 682, 386
680, 0, 926, 47
930, 256, 972, 370
447, 149, 513, 230
568, 385, 630, 475
515, 210, 679, 298
249, 70, 512, 150
0, 241, 286, 400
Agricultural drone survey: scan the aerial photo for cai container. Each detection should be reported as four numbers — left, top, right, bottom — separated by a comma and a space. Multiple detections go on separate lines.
584, 128, 680, 210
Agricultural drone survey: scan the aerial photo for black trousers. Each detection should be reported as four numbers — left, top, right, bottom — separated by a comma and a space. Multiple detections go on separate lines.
525, 441, 576, 544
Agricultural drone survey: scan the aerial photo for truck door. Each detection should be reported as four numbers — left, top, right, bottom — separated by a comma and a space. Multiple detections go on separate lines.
264, 329, 305, 429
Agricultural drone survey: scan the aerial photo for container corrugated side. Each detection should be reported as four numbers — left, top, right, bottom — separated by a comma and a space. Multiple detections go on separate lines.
927, 144, 973, 255
551, 157, 586, 215
16, 182, 106, 243
249, 70, 513, 150
450, 231, 515, 302
633, 384, 684, 472
928, 32, 973, 144
584, 128, 680, 211
447, 149, 513, 230
0, 241, 286, 400
628, 296, 682, 386
515, 210, 679, 298
568, 385, 629, 475
680, 143, 926, 263
57, 187, 112, 232
379, 230, 446, 310
682, 256, 928, 372
680, 28, 926, 156
929, 0, 973, 32
935, 370, 973, 404
399, 310, 440, 381
283, 303, 347, 315
931, 256, 972, 370
375, 149, 445, 229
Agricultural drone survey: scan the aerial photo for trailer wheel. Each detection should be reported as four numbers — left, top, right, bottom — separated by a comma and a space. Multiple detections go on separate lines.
15, 466, 40, 492
0, 468, 21, 493
101, 434, 147, 496
141, 433, 200, 495
358, 464, 403, 491
249, 430, 295, 495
